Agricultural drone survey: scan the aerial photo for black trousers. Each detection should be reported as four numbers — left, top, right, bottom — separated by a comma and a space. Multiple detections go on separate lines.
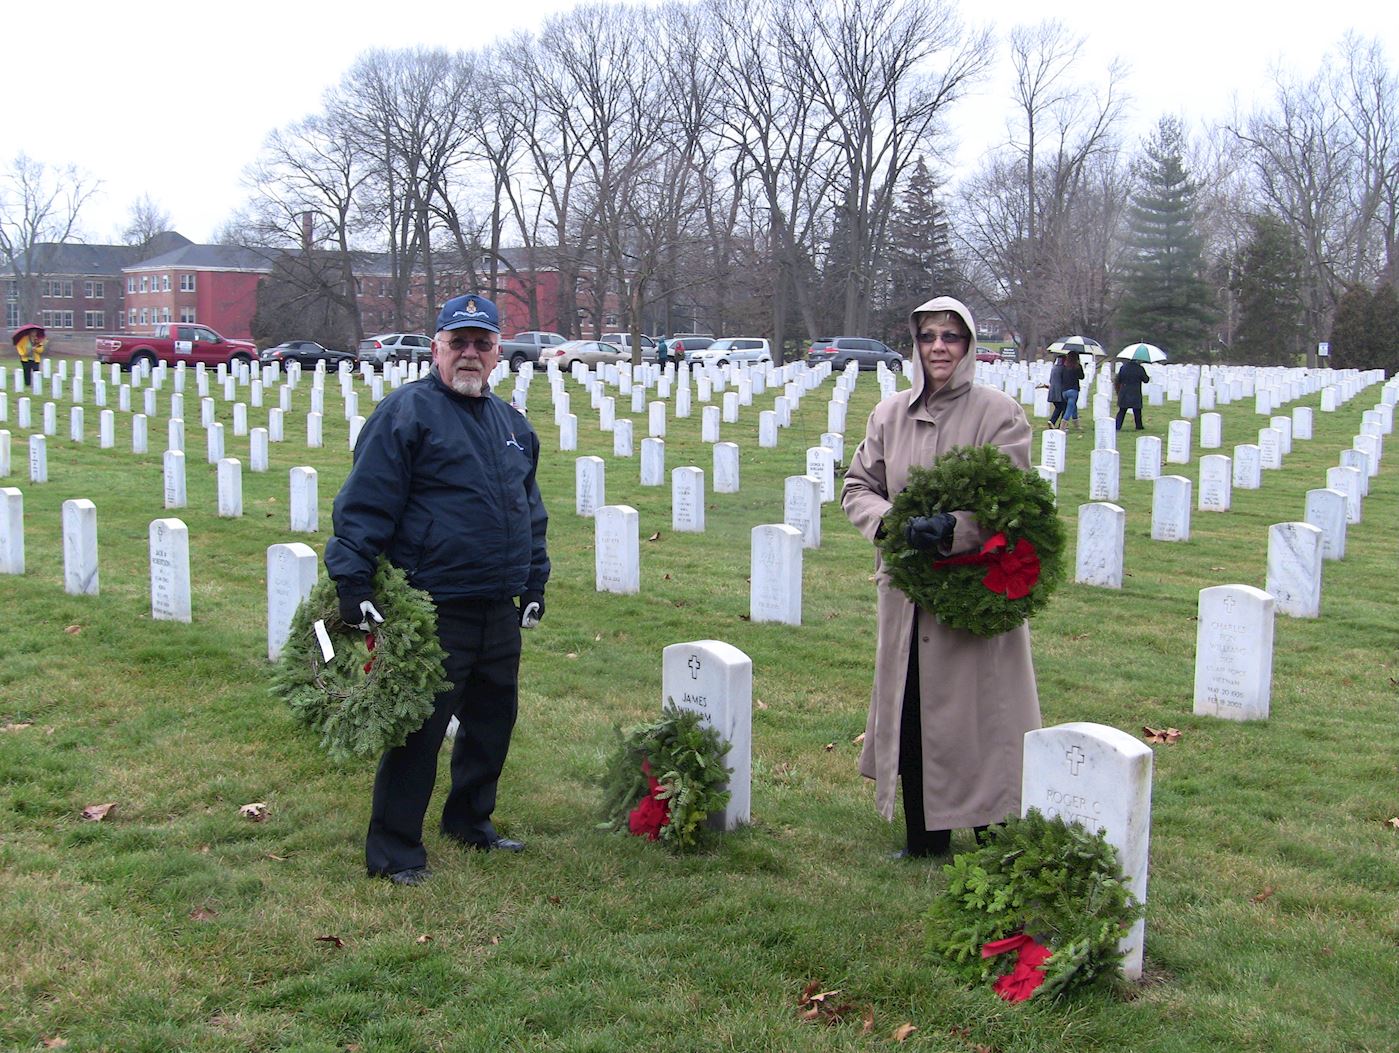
898, 613, 951, 855
366, 597, 521, 875
1115, 406, 1143, 430
20, 360, 35, 386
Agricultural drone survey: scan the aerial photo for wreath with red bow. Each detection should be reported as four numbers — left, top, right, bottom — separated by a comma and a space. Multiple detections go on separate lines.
879, 444, 1064, 636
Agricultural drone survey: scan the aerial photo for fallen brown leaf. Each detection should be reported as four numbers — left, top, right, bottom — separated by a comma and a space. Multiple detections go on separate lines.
1383, 816, 1399, 830
799, 1006, 823, 1022
239, 802, 269, 822
594, 632, 602, 641
489, 935, 500, 945
64, 624, 82, 635
81, 802, 116, 822
346, 1044, 361, 1052
852, 732, 866, 745
823, 742, 835, 751
862, 1006, 875, 1034
663, 573, 672, 580
189, 907, 218, 921
1251, 885, 1275, 903
315, 934, 345, 948
1142, 726, 1181, 744
755, 698, 768, 710
566, 652, 578, 659
893, 1022, 918, 1042
41, 1038, 69, 1049
1, 721, 33, 733
547, 895, 562, 905
647, 531, 661, 542
738, 614, 751, 621
265, 852, 287, 861
415, 934, 433, 944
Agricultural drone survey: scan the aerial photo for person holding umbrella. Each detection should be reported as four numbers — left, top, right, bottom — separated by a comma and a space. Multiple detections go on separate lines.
12, 324, 46, 387
1114, 343, 1164, 431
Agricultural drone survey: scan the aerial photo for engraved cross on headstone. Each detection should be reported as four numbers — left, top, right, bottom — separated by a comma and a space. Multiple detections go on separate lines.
688, 654, 702, 679
1066, 745, 1086, 776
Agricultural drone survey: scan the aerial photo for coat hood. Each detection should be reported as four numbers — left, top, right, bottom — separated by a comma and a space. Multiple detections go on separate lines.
906, 296, 977, 406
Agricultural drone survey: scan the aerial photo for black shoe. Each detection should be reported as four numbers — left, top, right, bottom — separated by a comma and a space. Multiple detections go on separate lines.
383, 866, 431, 886
487, 836, 525, 853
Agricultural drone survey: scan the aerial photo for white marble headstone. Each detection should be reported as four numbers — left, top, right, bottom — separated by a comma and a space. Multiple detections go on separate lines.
663, 639, 752, 829
149, 518, 192, 622
1232, 444, 1261, 489
217, 458, 243, 518
163, 450, 187, 509
1021, 723, 1152, 979
290, 466, 319, 532
1194, 584, 1274, 722
1266, 522, 1323, 618
1089, 448, 1119, 501
0, 487, 20, 573
594, 504, 640, 594
1150, 476, 1191, 541
1075, 502, 1125, 589
266, 542, 318, 661
640, 437, 665, 486
714, 442, 740, 494
672, 467, 704, 532
750, 523, 803, 625
61, 499, 99, 595
576, 456, 605, 517
1135, 435, 1161, 480
1166, 420, 1191, 464
783, 475, 822, 549
1197, 454, 1231, 512
1303, 488, 1346, 561
805, 446, 835, 503
29, 434, 47, 483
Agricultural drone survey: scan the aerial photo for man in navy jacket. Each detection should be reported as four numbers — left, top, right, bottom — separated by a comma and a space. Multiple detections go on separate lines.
325, 293, 550, 885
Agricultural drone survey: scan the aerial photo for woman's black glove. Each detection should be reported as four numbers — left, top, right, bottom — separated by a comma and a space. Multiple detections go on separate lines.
904, 512, 956, 551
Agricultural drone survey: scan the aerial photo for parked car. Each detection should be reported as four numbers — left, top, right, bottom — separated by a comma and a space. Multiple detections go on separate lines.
499, 331, 567, 371
668, 334, 714, 359
539, 339, 628, 369
601, 333, 658, 359
357, 332, 434, 367
260, 340, 357, 367
805, 336, 904, 372
974, 346, 1000, 363
689, 337, 772, 365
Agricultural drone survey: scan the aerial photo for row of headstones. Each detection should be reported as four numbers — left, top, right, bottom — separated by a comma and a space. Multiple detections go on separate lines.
586, 495, 814, 625
0, 469, 322, 580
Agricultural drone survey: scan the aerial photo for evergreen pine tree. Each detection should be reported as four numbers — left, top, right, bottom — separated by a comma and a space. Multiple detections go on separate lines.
1329, 285, 1372, 368
1364, 283, 1399, 374
877, 158, 959, 343
1232, 212, 1306, 365
1115, 117, 1215, 358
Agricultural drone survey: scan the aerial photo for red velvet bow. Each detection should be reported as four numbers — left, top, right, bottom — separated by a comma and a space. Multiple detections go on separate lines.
362, 632, 376, 674
934, 532, 1041, 600
981, 933, 1052, 1002
627, 759, 672, 840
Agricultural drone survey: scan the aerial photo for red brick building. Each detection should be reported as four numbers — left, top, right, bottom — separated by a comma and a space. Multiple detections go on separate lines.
121, 243, 271, 340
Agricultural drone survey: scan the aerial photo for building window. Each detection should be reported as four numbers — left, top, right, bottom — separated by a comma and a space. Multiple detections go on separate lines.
179, 273, 196, 292
179, 306, 197, 323
127, 277, 136, 294
5, 304, 19, 329
42, 279, 74, 298
41, 310, 75, 328
139, 276, 148, 293
162, 274, 171, 292
118, 310, 126, 329
161, 307, 171, 323
139, 308, 149, 326
85, 311, 104, 329
84, 280, 105, 298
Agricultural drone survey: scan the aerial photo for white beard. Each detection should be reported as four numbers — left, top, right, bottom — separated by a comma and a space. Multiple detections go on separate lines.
448, 373, 484, 397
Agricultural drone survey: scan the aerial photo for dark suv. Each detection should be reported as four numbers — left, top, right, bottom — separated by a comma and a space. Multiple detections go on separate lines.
806, 336, 905, 372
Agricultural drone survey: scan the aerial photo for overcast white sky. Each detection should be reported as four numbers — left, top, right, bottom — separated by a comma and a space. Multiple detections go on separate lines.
5, 0, 1394, 244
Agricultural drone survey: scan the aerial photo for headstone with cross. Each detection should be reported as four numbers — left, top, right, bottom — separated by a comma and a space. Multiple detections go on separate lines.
1021, 722, 1153, 980
662, 640, 752, 830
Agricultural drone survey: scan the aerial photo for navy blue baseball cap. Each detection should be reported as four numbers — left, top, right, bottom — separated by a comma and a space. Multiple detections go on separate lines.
435, 294, 501, 334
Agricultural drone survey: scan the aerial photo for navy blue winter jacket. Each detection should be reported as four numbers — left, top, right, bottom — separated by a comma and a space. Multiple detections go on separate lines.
324, 369, 550, 603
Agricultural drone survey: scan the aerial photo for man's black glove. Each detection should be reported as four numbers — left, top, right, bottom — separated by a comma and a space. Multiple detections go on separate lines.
519, 590, 545, 629
904, 512, 956, 552
338, 585, 384, 631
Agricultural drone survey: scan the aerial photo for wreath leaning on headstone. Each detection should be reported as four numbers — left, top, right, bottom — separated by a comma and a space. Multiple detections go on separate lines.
923, 810, 1144, 1001
272, 559, 450, 763
598, 703, 732, 850
878, 444, 1065, 636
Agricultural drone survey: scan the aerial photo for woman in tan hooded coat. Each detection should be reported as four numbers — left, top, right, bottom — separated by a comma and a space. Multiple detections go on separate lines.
842, 296, 1041, 858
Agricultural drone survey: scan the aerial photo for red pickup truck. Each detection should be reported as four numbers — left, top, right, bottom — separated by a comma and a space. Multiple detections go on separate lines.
96, 324, 258, 370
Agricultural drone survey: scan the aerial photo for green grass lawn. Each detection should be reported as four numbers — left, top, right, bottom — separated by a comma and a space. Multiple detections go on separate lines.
1, 358, 1396, 1052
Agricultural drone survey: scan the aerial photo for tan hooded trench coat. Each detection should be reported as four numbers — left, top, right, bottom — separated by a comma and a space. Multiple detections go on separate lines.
842, 297, 1041, 828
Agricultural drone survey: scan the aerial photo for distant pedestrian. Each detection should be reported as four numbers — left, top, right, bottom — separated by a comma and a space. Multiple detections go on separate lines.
11, 324, 46, 387
656, 336, 669, 366
1041, 355, 1067, 428
1114, 360, 1149, 431
1061, 355, 1085, 431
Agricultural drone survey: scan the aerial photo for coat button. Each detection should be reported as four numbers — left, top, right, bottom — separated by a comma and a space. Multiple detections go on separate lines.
921, 636, 930, 643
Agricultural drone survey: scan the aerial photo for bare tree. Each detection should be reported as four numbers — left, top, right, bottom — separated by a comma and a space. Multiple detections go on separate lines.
121, 193, 173, 249
0, 154, 99, 325
955, 20, 1126, 357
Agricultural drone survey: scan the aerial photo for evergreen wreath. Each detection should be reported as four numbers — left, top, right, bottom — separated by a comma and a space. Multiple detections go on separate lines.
879, 444, 1064, 636
598, 703, 733, 850
272, 559, 450, 763
924, 810, 1144, 1001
